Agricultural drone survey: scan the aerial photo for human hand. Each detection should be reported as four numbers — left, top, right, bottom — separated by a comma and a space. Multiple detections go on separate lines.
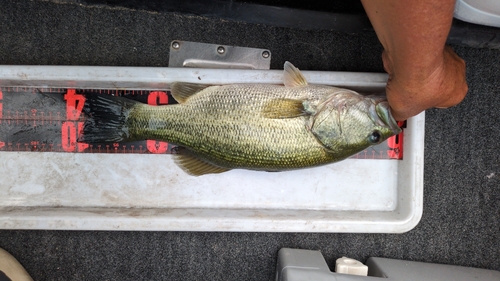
383, 46, 468, 121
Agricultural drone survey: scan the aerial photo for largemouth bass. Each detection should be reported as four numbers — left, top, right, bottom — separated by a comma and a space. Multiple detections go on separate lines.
79, 62, 401, 176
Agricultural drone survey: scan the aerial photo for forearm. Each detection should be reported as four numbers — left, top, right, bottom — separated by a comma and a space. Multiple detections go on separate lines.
361, 0, 467, 120
361, 0, 455, 82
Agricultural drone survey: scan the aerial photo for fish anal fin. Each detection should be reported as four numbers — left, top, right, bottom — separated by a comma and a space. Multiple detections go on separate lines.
283, 61, 308, 87
170, 82, 211, 103
262, 98, 306, 119
174, 152, 230, 176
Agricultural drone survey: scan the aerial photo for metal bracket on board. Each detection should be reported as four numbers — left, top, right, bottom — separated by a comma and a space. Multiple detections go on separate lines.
168, 40, 271, 69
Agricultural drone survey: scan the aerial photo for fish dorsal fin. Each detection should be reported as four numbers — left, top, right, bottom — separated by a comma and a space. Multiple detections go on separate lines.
174, 152, 230, 176
170, 82, 210, 104
261, 98, 306, 119
283, 61, 308, 87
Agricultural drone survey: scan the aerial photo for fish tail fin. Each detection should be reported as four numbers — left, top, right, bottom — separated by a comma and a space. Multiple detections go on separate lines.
78, 93, 139, 143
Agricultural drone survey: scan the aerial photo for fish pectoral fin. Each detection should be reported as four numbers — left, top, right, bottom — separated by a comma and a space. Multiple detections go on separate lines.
283, 61, 308, 88
171, 82, 211, 103
174, 153, 230, 176
261, 98, 307, 119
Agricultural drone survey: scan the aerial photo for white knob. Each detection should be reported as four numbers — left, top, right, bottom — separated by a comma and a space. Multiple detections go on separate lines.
335, 257, 368, 276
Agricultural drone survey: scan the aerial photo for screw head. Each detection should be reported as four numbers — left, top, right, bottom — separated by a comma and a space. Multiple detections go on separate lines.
262, 50, 270, 58
217, 46, 225, 54
172, 41, 180, 49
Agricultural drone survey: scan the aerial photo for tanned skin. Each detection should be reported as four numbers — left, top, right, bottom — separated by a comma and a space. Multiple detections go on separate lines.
361, 0, 468, 120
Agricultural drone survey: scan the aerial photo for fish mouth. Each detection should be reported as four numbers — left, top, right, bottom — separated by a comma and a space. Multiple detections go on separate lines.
375, 101, 402, 135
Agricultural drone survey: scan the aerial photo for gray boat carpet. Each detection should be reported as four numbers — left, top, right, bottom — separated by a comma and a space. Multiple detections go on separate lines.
0, 1, 498, 280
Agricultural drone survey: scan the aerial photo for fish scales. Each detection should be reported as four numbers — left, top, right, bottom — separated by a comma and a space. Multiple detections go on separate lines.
127, 84, 336, 170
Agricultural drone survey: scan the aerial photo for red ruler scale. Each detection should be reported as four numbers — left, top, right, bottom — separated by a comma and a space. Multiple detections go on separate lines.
0, 87, 404, 159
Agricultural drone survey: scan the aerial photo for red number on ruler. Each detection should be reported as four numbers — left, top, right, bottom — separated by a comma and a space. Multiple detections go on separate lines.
147, 141, 169, 154
61, 121, 77, 152
62, 89, 89, 152
64, 89, 85, 120
387, 121, 405, 159
148, 91, 169, 105
146, 91, 169, 154
61, 122, 89, 152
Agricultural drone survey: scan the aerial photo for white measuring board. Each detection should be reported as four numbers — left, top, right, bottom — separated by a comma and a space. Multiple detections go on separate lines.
0, 66, 424, 232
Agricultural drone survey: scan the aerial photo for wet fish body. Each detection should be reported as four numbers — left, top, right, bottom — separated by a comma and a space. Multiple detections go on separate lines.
80, 62, 401, 175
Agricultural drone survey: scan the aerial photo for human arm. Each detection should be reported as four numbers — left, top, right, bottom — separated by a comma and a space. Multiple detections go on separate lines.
360, 0, 468, 120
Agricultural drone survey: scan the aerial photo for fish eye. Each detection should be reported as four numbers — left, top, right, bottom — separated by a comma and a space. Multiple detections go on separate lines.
369, 130, 381, 144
